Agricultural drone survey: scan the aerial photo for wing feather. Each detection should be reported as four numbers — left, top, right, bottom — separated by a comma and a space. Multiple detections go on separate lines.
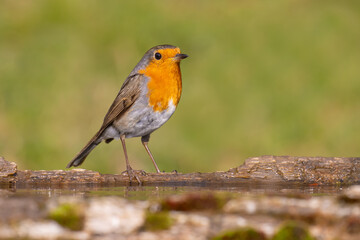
101, 73, 144, 129
66, 73, 146, 168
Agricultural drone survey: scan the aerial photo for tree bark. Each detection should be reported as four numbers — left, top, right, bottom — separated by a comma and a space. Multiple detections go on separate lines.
1, 155, 359, 186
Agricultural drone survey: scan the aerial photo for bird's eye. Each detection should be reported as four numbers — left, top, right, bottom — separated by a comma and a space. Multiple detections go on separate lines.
154, 52, 162, 60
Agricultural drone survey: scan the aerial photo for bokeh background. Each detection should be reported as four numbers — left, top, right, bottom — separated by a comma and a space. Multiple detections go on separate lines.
0, 0, 359, 173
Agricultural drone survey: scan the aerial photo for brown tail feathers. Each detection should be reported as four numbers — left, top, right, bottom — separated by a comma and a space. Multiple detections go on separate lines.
66, 132, 101, 168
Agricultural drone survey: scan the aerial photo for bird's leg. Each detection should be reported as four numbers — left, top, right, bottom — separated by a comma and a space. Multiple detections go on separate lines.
120, 134, 142, 184
141, 135, 161, 173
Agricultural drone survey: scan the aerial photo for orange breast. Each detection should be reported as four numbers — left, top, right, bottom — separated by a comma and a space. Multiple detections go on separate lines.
139, 60, 182, 112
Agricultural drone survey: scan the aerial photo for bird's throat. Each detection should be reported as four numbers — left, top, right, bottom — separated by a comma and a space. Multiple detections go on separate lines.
140, 62, 182, 112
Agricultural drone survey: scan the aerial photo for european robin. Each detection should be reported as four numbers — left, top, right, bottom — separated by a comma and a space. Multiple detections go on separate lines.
67, 45, 188, 183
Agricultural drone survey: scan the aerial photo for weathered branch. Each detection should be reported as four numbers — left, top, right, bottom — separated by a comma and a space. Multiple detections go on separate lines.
1, 155, 359, 186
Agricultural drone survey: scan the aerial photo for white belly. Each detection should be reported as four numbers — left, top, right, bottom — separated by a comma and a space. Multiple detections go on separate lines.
103, 99, 177, 140
127, 99, 176, 138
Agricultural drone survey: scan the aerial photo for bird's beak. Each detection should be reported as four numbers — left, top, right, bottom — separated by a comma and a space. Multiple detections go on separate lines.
173, 53, 188, 61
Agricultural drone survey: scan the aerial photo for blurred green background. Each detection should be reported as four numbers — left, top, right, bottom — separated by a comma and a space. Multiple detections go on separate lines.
0, 0, 359, 173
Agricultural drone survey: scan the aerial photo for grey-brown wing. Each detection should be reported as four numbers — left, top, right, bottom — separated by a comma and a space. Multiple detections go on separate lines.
100, 73, 144, 130
66, 74, 145, 168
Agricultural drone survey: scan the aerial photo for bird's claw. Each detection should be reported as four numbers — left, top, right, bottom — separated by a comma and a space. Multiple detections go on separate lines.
122, 168, 147, 185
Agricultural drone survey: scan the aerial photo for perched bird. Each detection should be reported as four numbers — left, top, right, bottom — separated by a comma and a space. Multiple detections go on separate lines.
67, 45, 188, 183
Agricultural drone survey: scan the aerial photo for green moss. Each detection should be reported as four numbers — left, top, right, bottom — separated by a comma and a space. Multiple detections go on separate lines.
272, 221, 315, 240
144, 211, 172, 231
48, 203, 84, 231
212, 227, 266, 240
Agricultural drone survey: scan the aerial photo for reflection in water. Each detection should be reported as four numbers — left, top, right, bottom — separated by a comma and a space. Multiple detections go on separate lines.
0, 183, 346, 200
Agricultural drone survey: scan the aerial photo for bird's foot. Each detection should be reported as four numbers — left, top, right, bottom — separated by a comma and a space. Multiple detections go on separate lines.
121, 168, 147, 185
